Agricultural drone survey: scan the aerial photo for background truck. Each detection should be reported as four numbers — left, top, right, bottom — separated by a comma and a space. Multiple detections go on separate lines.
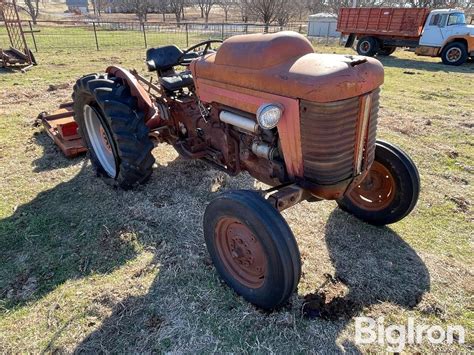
337, 7, 474, 66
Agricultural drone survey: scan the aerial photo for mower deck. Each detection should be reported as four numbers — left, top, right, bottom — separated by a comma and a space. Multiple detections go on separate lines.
38, 103, 87, 158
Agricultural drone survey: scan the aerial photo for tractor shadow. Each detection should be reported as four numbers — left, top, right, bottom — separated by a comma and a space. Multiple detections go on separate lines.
301, 208, 430, 351
30, 130, 84, 172
0, 163, 137, 309
0, 139, 255, 315
74, 204, 430, 352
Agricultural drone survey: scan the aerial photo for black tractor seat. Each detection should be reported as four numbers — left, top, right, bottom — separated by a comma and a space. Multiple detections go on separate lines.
146, 45, 199, 72
160, 71, 195, 92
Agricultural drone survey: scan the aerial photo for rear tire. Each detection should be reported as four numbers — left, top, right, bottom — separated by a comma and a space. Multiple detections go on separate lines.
204, 190, 301, 310
377, 46, 396, 56
337, 140, 420, 226
73, 73, 155, 190
441, 42, 468, 66
356, 36, 379, 56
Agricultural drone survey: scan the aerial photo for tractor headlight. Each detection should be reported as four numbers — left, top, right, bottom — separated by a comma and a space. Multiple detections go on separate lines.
256, 103, 283, 130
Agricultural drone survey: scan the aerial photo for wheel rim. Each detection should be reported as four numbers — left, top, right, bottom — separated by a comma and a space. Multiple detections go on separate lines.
360, 40, 371, 54
446, 47, 462, 63
215, 217, 266, 289
347, 161, 396, 211
84, 104, 117, 178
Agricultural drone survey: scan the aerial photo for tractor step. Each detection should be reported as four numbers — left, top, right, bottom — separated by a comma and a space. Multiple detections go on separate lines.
38, 103, 87, 158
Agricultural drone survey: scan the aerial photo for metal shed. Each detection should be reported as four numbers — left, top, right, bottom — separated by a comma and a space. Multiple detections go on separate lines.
66, 0, 89, 14
308, 13, 339, 38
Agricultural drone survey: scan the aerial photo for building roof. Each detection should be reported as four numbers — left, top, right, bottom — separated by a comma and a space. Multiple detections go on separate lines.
66, 0, 89, 6
309, 13, 337, 19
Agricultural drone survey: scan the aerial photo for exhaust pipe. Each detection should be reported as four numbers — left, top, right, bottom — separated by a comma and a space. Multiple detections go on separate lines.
219, 111, 259, 133
252, 142, 277, 160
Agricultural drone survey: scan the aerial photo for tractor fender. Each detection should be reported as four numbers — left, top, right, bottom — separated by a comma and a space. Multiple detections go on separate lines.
105, 66, 155, 121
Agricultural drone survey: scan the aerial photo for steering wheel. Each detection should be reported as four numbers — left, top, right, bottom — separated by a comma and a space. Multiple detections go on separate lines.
177, 39, 223, 65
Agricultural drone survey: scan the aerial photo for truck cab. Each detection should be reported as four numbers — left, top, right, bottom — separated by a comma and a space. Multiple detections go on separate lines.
418, 9, 474, 65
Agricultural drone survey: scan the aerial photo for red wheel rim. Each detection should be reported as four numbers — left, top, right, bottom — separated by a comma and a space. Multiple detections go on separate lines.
446, 48, 461, 62
99, 125, 113, 153
347, 161, 396, 211
215, 217, 266, 289
360, 41, 370, 53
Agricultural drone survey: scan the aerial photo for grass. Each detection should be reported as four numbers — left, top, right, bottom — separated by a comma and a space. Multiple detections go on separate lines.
0, 41, 473, 353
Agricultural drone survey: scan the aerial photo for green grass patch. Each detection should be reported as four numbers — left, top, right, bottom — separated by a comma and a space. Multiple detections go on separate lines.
0, 43, 472, 352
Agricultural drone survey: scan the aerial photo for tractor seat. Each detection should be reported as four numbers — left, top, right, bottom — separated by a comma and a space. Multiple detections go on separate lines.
146, 45, 200, 72
160, 71, 194, 92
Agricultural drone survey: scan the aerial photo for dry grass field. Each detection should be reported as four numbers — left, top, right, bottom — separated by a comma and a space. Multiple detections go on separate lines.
0, 43, 473, 352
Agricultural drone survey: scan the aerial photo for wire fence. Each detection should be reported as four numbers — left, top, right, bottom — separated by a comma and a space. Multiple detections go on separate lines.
0, 20, 322, 53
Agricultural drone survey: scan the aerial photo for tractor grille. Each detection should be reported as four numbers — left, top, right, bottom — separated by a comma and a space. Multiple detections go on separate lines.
300, 89, 379, 185
365, 89, 380, 171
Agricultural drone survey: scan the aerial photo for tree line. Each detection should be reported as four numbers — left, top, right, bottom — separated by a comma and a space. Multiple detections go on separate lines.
17, 0, 474, 26
92, 0, 474, 24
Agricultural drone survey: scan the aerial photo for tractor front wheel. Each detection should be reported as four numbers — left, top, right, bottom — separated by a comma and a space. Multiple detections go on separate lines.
337, 140, 420, 225
204, 190, 301, 310
73, 73, 155, 190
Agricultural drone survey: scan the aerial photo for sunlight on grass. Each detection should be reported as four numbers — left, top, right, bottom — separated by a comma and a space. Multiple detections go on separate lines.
0, 40, 472, 352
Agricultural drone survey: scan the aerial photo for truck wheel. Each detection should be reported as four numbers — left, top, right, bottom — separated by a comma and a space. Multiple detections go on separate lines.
337, 140, 420, 226
377, 46, 396, 56
441, 42, 468, 66
356, 37, 379, 56
204, 190, 301, 310
73, 73, 155, 190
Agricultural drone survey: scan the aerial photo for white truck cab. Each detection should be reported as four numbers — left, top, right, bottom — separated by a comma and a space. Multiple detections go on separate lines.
418, 9, 474, 65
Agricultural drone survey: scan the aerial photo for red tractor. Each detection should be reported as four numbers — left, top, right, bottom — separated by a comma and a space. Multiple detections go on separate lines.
72, 32, 420, 310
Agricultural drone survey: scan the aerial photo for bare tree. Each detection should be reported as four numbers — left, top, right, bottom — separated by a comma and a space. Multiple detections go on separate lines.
408, 0, 472, 7
243, 0, 287, 30
218, 0, 234, 22
276, 0, 300, 26
91, 0, 109, 17
169, 0, 185, 25
305, 0, 325, 14
196, 0, 217, 23
237, 0, 250, 22
195, 0, 205, 17
23, 0, 40, 24
125, 0, 152, 22
157, 0, 170, 21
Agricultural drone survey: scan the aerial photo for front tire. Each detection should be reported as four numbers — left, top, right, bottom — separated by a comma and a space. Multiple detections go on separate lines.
73, 73, 155, 190
441, 42, 468, 66
337, 140, 420, 226
204, 190, 301, 310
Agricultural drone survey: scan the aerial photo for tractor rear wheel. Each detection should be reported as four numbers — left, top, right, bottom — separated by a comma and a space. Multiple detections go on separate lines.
204, 190, 301, 310
73, 73, 155, 189
356, 36, 379, 57
337, 140, 420, 226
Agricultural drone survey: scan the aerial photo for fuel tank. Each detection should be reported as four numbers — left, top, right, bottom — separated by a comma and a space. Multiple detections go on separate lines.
190, 31, 384, 103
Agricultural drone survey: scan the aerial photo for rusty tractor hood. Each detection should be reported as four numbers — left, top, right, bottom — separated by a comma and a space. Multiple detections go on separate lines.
191, 31, 384, 103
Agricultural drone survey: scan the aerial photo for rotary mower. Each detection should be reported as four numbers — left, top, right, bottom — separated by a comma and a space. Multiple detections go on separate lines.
48, 31, 420, 309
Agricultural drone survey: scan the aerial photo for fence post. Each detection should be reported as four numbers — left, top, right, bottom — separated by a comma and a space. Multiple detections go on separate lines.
142, 22, 148, 49
185, 23, 189, 47
92, 22, 99, 51
28, 21, 38, 52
